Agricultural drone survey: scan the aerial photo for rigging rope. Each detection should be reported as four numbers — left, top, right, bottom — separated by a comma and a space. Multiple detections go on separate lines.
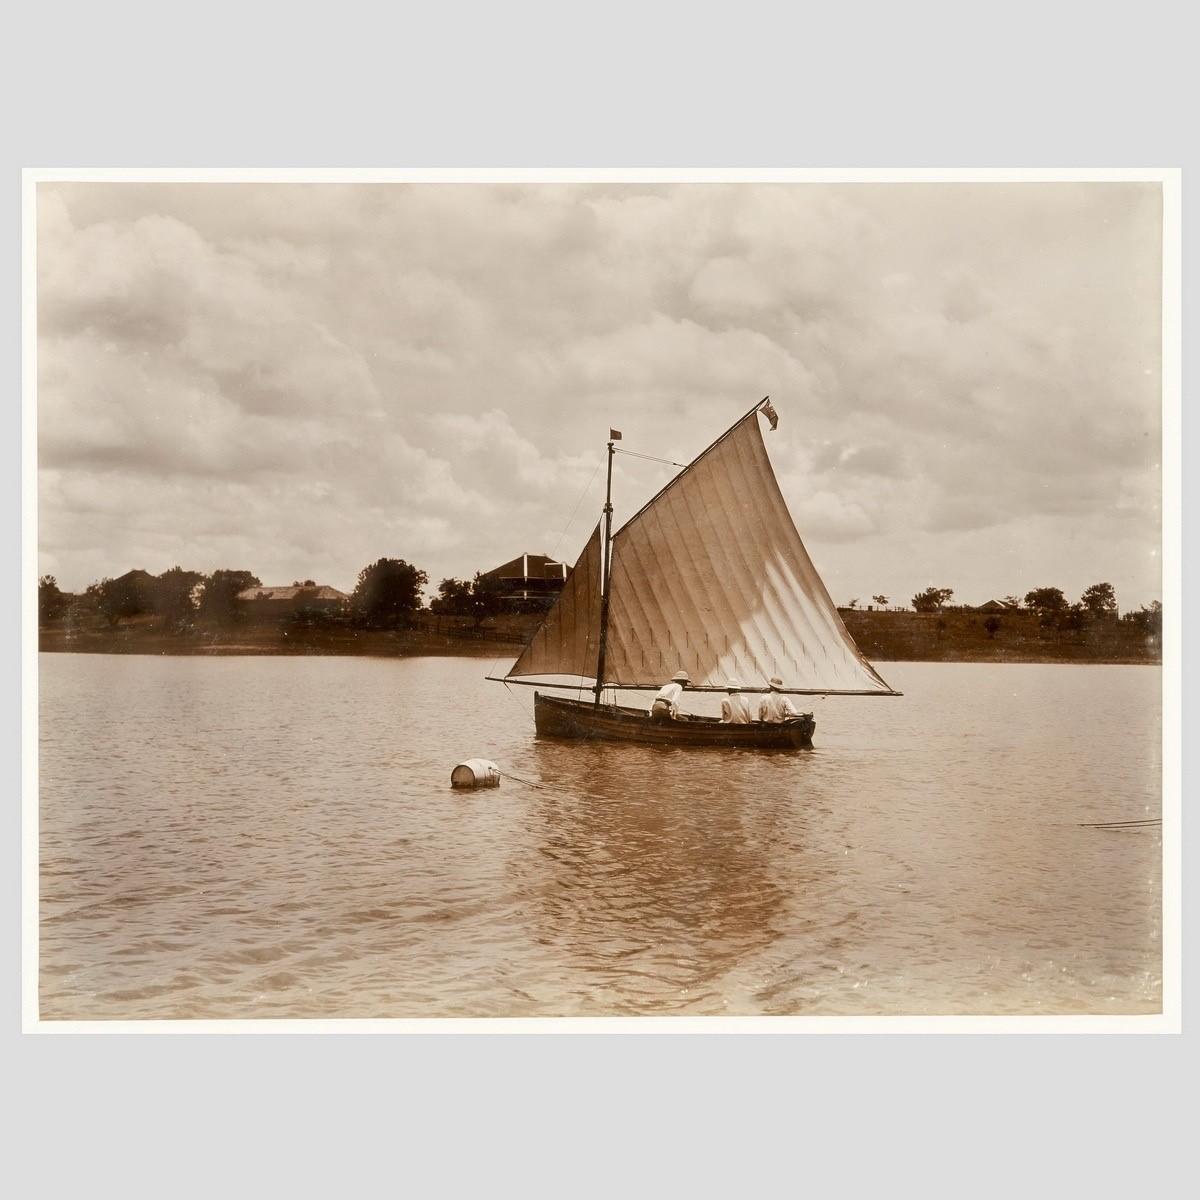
612, 447, 687, 469
549, 457, 604, 564
500, 678, 531, 720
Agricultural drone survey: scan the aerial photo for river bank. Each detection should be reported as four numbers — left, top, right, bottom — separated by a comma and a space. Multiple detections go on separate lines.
37, 620, 522, 659
839, 609, 1160, 665
38, 608, 1161, 665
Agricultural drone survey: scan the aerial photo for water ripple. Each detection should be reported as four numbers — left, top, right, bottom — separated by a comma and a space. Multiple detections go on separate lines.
38, 655, 1162, 1018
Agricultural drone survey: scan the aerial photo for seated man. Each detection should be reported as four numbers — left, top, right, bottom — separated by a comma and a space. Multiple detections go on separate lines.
720, 679, 754, 724
651, 670, 690, 722
758, 675, 799, 723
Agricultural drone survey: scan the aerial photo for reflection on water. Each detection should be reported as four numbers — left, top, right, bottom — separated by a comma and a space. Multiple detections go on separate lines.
39, 655, 1161, 1018
518, 741, 806, 1013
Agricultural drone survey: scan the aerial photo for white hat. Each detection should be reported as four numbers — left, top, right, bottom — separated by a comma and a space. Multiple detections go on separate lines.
726, 678, 741, 691
768, 676, 784, 689
671, 670, 691, 683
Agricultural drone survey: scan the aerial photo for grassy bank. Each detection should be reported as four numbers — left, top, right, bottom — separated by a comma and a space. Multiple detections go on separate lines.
37, 613, 533, 658
840, 609, 1160, 665
39, 609, 1161, 665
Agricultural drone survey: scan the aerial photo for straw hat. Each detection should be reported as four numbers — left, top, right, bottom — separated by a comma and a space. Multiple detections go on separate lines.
726, 678, 741, 691
671, 670, 691, 684
768, 676, 784, 689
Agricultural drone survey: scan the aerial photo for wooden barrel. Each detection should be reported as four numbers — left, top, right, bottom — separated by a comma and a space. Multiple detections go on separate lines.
450, 759, 501, 788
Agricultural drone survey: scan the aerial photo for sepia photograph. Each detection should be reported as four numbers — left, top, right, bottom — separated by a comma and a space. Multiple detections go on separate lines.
26, 171, 1176, 1028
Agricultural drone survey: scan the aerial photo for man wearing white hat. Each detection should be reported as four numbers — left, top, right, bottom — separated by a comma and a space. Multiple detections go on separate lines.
759, 676, 799, 723
651, 670, 691, 722
720, 679, 754, 724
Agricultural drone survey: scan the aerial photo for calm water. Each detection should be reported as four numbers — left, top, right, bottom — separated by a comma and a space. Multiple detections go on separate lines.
38, 654, 1162, 1018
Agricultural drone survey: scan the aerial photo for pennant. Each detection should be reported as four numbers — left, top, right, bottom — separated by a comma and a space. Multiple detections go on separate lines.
609, 429, 623, 441
759, 397, 779, 431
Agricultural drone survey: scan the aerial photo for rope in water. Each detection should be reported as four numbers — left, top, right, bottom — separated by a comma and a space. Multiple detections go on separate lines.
1078, 817, 1161, 828
499, 768, 555, 792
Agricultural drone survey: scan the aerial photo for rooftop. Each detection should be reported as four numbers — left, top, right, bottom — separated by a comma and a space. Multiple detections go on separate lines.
236, 585, 349, 602
481, 553, 568, 582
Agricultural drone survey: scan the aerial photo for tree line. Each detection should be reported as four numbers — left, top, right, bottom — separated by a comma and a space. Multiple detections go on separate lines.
901, 582, 1161, 636
39, 563, 1163, 640
39, 567, 263, 627
38, 557, 539, 631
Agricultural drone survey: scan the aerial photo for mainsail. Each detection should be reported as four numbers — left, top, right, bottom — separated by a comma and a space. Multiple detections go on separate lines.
505, 407, 897, 696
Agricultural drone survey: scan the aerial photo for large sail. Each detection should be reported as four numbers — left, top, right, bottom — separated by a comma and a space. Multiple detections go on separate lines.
505, 521, 602, 681
603, 411, 896, 694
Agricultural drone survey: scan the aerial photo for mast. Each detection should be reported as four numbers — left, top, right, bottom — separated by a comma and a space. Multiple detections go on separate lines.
593, 436, 616, 707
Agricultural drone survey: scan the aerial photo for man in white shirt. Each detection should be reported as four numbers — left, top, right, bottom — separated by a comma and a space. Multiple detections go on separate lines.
759, 676, 799, 723
651, 670, 690, 722
720, 679, 754, 724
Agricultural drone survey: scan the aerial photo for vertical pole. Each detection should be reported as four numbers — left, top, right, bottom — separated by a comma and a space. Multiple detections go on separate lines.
594, 438, 615, 708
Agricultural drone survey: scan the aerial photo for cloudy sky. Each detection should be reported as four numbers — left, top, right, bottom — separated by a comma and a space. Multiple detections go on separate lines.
37, 180, 1162, 610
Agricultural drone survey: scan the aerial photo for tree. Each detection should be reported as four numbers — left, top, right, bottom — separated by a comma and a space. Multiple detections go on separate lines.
39, 575, 67, 624
872, 595, 889, 608
84, 580, 113, 622
847, 598, 859, 610
912, 586, 954, 613
983, 616, 1002, 639
432, 578, 474, 616
1080, 582, 1117, 616
352, 558, 428, 627
89, 572, 157, 624
431, 574, 507, 625
156, 566, 205, 624
1003, 596, 1021, 609
469, 572, 506, 626
1059, 603, 1089, 635
1024, 587, 1067, 614
289, 584, 341, 627
1123, 600, 1162, 637
197, 570, 261, 624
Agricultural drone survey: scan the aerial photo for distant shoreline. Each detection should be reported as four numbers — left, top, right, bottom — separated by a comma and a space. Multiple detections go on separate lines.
38, 608, 1162, 667
37, 625, 517, 659
835, 608, 1161, 667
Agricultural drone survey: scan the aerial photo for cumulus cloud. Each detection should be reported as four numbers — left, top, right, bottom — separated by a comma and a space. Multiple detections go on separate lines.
37, 181, 1162, 608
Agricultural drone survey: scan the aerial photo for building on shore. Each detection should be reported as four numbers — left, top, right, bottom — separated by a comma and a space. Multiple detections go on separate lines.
479, 553, 568, 611
235, 584, 349, 620
974, 599, 1020, 613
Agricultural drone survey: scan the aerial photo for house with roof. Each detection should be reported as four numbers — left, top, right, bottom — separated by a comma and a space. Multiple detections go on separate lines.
479, 552, 569, 611
973, 598, 1020, 613
235, 583, 350, 620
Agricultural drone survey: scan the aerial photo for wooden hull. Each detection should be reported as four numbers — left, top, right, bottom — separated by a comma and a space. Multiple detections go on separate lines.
533, 692, 816, 749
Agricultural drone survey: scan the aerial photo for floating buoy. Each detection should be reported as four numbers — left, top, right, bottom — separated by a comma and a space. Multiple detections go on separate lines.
450, 759, 501, 789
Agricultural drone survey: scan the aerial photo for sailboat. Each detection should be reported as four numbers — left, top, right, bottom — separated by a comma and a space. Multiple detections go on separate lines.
489, 398, 901, 748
